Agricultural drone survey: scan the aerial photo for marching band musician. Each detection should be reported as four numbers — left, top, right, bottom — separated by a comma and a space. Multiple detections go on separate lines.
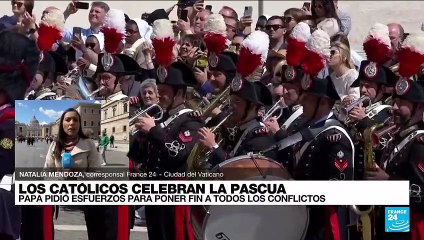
264, 22, 312, 172
134, 18, 202, 240
94, 53, 141, 101
286, 29, 355, 240
346, 24, 397, 179
365, 33, 424, 240
265, 22, 311, 137
197, 31, 278, 165
0, 31, 40, 240
347, 24, 394, 131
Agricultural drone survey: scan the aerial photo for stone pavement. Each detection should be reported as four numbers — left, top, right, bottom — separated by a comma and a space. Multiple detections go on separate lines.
55, 206, 148, 240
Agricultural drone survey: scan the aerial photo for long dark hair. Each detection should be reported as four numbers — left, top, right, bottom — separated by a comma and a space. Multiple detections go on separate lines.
54, 108, 88, 160
311, 0, 343, 32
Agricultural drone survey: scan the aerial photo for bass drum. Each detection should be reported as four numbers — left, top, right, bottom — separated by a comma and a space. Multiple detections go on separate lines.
191, 154, 309, 240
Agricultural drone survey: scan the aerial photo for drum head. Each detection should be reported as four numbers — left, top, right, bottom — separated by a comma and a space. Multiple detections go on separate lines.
203, 205, 309, 240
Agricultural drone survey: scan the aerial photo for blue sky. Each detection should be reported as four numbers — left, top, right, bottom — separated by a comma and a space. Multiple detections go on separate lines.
15, 100, 100, 125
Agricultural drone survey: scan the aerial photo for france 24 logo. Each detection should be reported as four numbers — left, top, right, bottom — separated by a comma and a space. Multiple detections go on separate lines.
385, 207, 410, 232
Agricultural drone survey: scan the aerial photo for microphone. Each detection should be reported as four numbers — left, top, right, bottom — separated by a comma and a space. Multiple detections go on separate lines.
61, 152, 73, 169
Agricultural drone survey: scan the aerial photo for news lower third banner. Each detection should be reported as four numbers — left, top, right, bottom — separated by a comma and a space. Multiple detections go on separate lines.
15, 181, 409, 205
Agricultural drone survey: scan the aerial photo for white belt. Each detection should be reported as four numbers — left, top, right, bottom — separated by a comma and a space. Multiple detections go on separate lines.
0, 173, 15, 192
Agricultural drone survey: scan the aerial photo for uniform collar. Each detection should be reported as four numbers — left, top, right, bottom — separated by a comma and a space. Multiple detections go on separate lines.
239, 118, 261, 131
311, 111, 334, 128
399, 124, 420, 138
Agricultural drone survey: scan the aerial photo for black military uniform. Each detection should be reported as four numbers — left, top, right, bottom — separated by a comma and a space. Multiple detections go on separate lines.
292, 76, 355, 240
351, 61, 396, 179
208, 78, 277, 166
88, 53, 142, 240
141, 61, 203, 240
203, 52, 238, 129
375, 79, 424, 240
273, 65, 307, 172
0, 31, 39, 240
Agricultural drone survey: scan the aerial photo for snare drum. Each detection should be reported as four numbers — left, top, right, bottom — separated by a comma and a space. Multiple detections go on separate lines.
191, 154, 309, 240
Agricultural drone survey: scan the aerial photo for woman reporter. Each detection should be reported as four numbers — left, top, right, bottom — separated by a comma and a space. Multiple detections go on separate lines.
44, 108, 101, 171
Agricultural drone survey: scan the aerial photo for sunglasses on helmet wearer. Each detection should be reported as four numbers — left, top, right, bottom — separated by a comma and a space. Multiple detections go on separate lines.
266, 25, 284, 31
11, 1, 23, 8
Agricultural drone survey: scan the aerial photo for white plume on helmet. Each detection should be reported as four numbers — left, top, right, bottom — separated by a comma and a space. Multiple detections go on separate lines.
151, 19, 174, 40
104, 9, 126, 34
290, 22, 311, 43
203, 14, 226, 35
242, 30, 270, 63
365, 23, 391, 49
306, 29, 331, 59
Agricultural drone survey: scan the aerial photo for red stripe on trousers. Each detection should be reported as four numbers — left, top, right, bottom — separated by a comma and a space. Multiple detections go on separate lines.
175, 205, 194, 240
117, 205, 129, 240
174, 177, 194, 240
43, 205, 53, 240
411, 209, 424, 240
324, 206, 340, 240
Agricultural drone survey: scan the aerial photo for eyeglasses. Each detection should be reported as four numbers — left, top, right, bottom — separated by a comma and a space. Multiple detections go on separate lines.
85, 43, 96, 49
330, 50, 339, 56
11, 1, 23, 8
126, 29, 138, 35
283, 16, 293, 24
266, 25, 284, 31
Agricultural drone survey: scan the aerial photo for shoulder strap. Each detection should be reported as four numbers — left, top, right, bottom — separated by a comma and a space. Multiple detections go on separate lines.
385, 130, 424, 167
281, 107, 303, 130
160, 109, 193, 128
366, 104, 391, 119
229, 121, 261, 158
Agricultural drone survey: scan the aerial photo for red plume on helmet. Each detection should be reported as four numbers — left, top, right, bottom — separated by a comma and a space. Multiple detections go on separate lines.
302, 29, 330, 77
397, 33, 424, 79
37, 11, 65, 52
236, 31, 269, 78
286, 22, 311, 67
362, 23, 391, 64
37, 25, 62, 52
151, 19, 176, 68
101, 9, 126, 54
202, 14, 228, 65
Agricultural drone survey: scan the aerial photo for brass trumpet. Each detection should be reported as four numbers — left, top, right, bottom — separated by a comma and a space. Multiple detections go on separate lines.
262, 98, 285, 122
129, 104, 164, 135
337, 96, 372, 125
187, 111, 232, 173
371, 120, 398, 149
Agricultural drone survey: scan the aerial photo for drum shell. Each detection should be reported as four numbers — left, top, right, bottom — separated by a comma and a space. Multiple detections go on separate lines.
191, 155, 308, 240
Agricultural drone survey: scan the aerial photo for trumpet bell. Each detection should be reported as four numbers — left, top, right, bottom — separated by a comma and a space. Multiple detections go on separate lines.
129, 104, 164, 135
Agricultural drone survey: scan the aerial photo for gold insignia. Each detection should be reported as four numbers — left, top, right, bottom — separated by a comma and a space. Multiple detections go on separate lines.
0, 138, 14, 150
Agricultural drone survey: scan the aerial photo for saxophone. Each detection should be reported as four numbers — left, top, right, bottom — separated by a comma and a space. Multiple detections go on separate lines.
351, 122, 384, 240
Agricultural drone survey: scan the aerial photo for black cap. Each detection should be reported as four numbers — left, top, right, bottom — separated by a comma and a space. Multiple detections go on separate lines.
95, 53, 141, 75
146, 9, 169, 26
49, 51, 68, 75
0, 30, 40, 103
155, 61, 197, 87
301, 75, 340, 100
280, 65, 304, 84
222, 51, 238, 65
393, 79, 424, 103
352, 60, 387, 87
383, 66, 399, 87
230, 78, 273, 106
209, 53, 236, 73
